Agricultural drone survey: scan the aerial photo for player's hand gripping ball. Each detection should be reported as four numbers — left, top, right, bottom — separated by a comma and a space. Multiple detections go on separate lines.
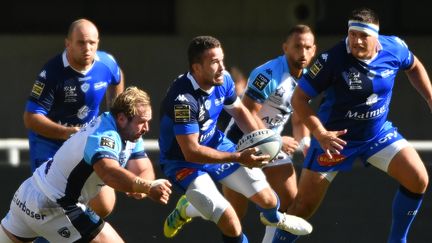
236, 129, 282, 161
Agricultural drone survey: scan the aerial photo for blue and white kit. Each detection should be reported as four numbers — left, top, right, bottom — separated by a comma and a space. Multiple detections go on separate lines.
25, 50, 121, 171
1, 112, 147, 242
226, 55, 305, 166
298, 35, 413, 172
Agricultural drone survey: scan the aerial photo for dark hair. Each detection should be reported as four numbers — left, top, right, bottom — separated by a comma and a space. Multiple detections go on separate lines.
187, 36, 221, 71
349, 7, 379, 26
286, 24, 315, 42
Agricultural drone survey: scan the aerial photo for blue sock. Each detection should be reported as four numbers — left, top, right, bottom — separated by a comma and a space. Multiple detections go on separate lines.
388, 185, 424, 243
34, 237, 49, 243
272, 229, 299, 243
256, 193, 280, 223
222, 232, 248, 243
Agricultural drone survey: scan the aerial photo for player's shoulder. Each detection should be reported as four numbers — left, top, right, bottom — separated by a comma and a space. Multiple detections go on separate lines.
95, 50, 119, 66
379, 35, 409, 51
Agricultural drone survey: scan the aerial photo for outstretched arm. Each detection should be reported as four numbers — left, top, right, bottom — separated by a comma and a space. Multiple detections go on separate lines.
291, 86, 347, 158
405, 55, 432, 112
94, 158, 171, 204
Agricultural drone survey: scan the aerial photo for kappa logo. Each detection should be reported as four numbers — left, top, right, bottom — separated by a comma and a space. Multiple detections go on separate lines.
175, 94, 189, 102
77, 105, 90, 119
39, 70, 46, 79
58, 227, 71, 238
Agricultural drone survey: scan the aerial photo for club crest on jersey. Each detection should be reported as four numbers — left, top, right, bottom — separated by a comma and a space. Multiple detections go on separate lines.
308, 60, 323, 78
100, 137, 115, 149
252, 73, 270, 91
30, 81, 45, 99
344, 70, 362, 90
174, 104, 190, 122
81, 83, 90, 93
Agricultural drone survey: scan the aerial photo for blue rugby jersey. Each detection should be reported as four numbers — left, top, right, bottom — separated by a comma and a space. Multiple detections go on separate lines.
298, 35, 414, 141
159, 71, 237, 163
25, 50, 121, 170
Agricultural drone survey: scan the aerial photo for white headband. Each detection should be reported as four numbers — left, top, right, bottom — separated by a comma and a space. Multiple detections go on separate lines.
348, 20, 379, 37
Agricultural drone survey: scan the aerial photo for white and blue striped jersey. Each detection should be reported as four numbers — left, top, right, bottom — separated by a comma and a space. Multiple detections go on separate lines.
298, 35, 414, 141
32, 112, 147, 207
226, 55, 303, 142
26, 50, 122, 170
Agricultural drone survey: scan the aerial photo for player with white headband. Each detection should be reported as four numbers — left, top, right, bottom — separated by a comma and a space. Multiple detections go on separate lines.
272, 7, 432, 243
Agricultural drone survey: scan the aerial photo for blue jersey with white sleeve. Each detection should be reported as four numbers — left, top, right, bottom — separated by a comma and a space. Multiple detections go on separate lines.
26, 50, 121, 171
226, 55, 302, 142
159, 71, 237, 163
32, 112, 146, 206
298, 36, 414, 141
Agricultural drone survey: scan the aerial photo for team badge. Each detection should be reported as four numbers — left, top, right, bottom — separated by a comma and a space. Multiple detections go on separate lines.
81, 83, 90, 93
174, 104, 191, 122
100, 137, 115, 149
308, 60, 323, 78
30, 81, 45, 99
252, 73, 270, 91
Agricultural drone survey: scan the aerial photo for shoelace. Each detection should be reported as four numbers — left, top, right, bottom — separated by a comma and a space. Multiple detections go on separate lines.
168, 209, 185, 228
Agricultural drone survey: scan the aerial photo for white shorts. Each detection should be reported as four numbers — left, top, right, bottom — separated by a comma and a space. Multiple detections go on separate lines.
1, 178, 104, 242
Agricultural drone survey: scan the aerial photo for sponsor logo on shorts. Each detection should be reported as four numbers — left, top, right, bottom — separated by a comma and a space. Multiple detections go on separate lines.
30, 81, 45, 99
100, 137, 115, 149
174, 104, 191, 122
317, 154, 346, 166
12, 194, 46, 220
175, 168, 196, 181
215, 163, 235, 175
58, 227, 71, 238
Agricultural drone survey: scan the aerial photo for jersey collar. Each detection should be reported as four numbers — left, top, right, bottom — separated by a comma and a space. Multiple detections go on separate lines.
345, 37, 382, 64
187, 72, 214, 95
62, 50, 99, 75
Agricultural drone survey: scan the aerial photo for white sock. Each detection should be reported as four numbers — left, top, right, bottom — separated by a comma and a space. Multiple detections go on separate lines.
261, 226, 277, 243
186, 203, 206, 219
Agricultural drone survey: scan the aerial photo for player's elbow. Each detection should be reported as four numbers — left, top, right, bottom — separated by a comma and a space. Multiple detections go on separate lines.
23, 111, 33, 129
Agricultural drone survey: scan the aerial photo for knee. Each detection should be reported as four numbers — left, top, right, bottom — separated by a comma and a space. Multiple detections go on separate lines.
290, 197, 318, 219
252, 188, 278, 209
414, 172, 429, 194
217, 207, 242, 237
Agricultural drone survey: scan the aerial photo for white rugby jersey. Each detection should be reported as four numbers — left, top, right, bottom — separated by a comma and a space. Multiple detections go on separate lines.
32, 112, 147, 207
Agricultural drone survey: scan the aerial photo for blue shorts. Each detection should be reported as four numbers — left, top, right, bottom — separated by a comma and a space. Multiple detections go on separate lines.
160, 137, 241, 192
303, 122, 405, 172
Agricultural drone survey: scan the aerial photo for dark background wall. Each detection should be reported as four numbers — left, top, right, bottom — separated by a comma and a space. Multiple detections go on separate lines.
1, 0, 431, 242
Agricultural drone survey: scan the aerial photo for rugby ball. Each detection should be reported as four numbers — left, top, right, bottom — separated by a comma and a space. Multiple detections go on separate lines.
236, 129, 282, 161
